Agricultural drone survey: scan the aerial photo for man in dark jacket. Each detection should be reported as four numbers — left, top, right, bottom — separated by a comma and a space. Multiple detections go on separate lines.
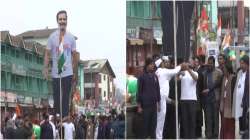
137, 58, 160, 138
240, 55, 249, 139
75, 115, 87, 139
40, 113, 53, 139
201, 56, 223, 138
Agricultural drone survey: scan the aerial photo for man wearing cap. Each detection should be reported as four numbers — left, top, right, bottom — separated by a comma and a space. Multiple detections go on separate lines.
137, 58, 160, 138
154, 56, 183, 139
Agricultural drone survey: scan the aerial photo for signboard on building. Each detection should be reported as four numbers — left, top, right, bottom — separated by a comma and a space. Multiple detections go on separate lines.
206, 41, 219, 67
153, 27, 163, 45
0, 92, 17, 103
24, 96, 32, 104
17, 95, 25, 103
48, 96, 54, 108
127, 27, 140, 39
33, 98, 40, 106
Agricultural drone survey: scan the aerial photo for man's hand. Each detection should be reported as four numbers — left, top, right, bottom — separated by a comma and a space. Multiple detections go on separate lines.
137, 106, 143, 114
43, 67, 49, 80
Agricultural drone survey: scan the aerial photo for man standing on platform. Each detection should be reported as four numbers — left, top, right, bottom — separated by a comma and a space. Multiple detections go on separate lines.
43, 10, 77, 118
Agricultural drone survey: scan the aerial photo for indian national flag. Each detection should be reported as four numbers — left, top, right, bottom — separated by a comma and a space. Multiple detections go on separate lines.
58, 52, 65, 74
58, 36, 65, 74
222, 24, 231, 51
217, 15, 222, 38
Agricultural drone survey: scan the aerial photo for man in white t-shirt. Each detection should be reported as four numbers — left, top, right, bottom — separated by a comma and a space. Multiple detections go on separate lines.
178, 61, 198, 139
62, 116, 75, 139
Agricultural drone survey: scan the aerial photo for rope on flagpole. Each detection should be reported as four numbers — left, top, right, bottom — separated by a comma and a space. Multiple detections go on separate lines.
173, 1, 179, 139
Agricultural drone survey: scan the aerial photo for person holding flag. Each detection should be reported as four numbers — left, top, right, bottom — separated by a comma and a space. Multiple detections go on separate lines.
154, 56, 183, 139
43, 10, 77, 118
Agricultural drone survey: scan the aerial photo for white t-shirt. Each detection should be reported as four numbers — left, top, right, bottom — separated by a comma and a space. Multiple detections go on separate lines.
155, 66, 181, 102
180, 70, 198, 100
63, 122, 75, 140
47, 30, 76, 78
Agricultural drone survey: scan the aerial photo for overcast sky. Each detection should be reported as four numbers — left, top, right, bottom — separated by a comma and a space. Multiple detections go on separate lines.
0, 0, 126, 91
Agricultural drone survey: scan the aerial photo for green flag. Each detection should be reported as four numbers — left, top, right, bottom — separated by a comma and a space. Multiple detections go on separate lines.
58, 36, 65, 74
58, 53, 65, 74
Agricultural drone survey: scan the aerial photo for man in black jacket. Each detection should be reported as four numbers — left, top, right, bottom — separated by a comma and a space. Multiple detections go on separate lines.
40, 113, 53, 139
137, 58, 160, 138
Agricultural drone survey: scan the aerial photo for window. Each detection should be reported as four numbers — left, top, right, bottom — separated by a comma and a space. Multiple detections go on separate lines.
11, 75, 21, 89
25, 53, 32, 62
1, 71, 6, 89
15, 50, 20, 58
1, 45, 5, 54
25, 53, 29, 61
11, 48, 15, 57
103, 75, 106, 81
6, 46, 10, 55
104, 91, 106, 97
40, 57, 43, 64
36, 56, 43, 64
36, 56, 40, 64
84, 73, 95, 83
99, 88, 101, 96
84, 88, 94, 100
84, 74, 91, 83
17, 76, 23, 90
99, 74, 102, 83
27, 77, 32, 90
29, 54, 32, 62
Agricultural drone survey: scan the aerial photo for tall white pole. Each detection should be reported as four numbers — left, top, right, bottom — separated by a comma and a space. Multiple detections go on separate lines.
173, 1, 179, 139
60, 74, 63, 139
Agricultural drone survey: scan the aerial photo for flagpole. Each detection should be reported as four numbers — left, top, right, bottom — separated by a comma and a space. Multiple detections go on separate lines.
173, 1, 179, 139
60, 73, 63, 139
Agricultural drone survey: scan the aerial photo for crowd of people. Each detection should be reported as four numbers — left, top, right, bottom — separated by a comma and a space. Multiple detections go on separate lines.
1, 110, 125, 139
135, 54, 249, 139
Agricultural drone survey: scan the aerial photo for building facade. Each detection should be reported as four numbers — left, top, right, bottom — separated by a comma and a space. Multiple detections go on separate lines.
126, 1, 162, 76
78, 59, 116, 110
1, 31, 53, 118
